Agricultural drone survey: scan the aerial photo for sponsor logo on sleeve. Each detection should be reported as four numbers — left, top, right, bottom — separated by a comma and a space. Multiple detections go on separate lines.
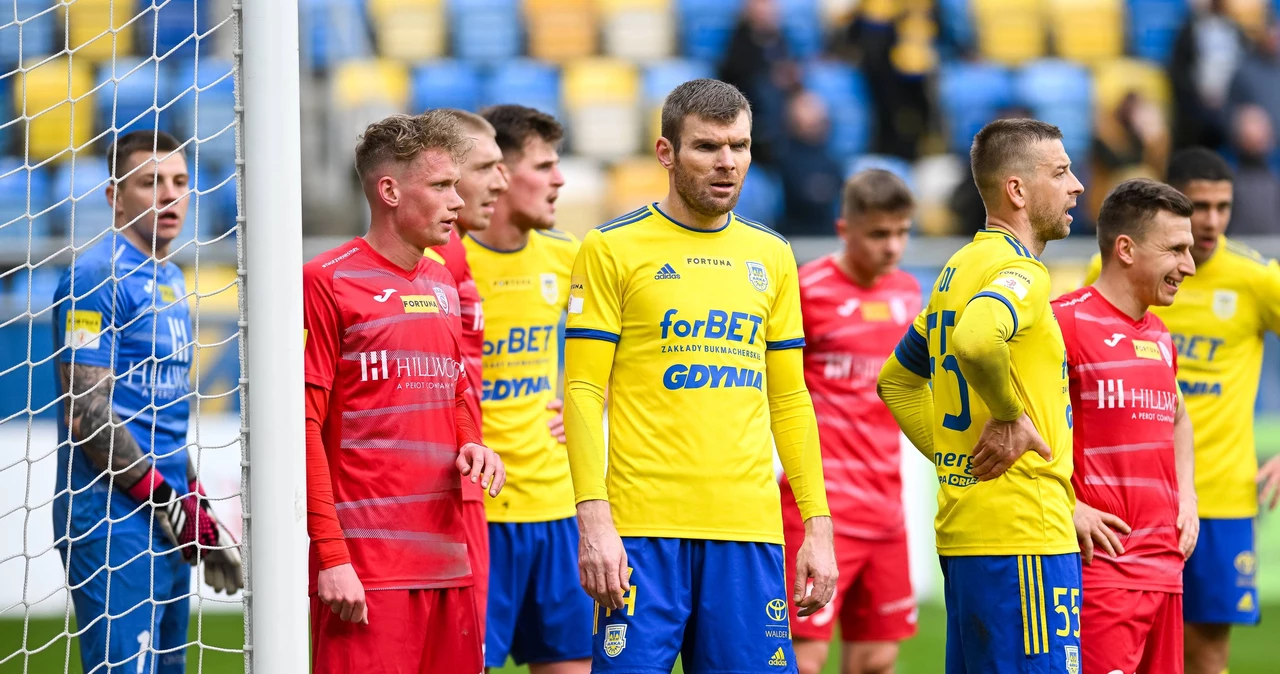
568, 275, 585, 315
989, 271, 1031, 300
65, 310, 103, 349
400, 295, 440, 313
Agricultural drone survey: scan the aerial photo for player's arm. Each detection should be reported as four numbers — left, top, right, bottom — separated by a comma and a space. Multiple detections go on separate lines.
1174, 393, 1199, 557
562, 230, 629, 610
877, 314, 936, 460
1256, 260, 1280, 511
59, 361, 155, 495
454, 364, 505, 496
1081, 253, 1101, 287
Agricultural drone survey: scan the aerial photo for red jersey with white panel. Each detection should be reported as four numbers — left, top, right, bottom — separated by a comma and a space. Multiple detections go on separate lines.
430, 229, 486, 502
1053, 286, 1183, 593
787, 256, 921, 539
303, 238, 472, 591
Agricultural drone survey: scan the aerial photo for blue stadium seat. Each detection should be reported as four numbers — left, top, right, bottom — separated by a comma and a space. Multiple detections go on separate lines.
412, 61, 483, 113
779, 0, 822, 60
52, 157, 114, 249
1129, 0, 1189, 65
642, 60, 716, 108
190, 157, 237, 242
7, 264, 62, 318
846, 154, 917, 192
0, 157, 55, 240
450, 0, 522, 63
300, 0, 373, 71
936, 0, 976, 57
737, 164, 783, 228
0, 75, 9, 155
97, 58, 175, 139
1014, 59, 1093, 159
482, 59, 562, 119
140, 0, 206, 60
677, 0, 743, 63
937, 61, 1015, 155
803, 61, 872, 159
0, 0, 56, 69
172, 58, 237, 170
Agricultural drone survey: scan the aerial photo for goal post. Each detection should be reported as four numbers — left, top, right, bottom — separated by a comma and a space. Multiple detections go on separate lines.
239, 0, 309, 670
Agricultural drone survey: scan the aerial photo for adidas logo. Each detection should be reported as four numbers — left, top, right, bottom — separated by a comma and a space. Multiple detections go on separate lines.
768, 647, 787, 667
1238, 592, 1255, 612
654, 263, 681, 280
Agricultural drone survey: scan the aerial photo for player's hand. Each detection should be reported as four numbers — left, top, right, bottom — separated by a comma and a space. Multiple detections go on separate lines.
186, 480, 244, 594
793, 516, 837, 617
1073, 501, 1130, 565
576, 500, 630, 611
457, 442, 505, 497
1259, 455, 1280, 511
970, 413, 1052, 481
547, 398, 567, 444
318, 563, 368, 624
1177, 495, 1200, 560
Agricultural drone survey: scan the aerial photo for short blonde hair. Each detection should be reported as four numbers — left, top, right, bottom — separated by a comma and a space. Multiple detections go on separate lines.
354, 110, 473, 180
443, 108, 497, 138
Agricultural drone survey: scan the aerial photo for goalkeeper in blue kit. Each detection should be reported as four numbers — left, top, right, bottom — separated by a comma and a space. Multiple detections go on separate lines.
52, 131, 242, 674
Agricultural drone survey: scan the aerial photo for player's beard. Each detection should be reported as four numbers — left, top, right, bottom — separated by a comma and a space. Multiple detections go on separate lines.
673, 160, 741, 218
1029, 198, 1071, 245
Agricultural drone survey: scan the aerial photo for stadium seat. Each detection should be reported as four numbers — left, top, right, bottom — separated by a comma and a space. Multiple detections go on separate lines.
62, 0, 137, 63
411, 61, 483, 113
0, 0, 57, 69
300, 0, 374, 72
1015, 59, 1094, 158
190, 157, 237, 242
641, 60, 715, 140
96, 58, 176, 139
526, 0, 599, 63
18, 57, 97, 162
736, 165, 783, 228
481, 59, 562, 119
846, 154, 916, 191
1048, 0, 1124, 65
450, 0, 523, 63
564, 59, 642, 159
553, 156, 607, 239
677, 0, 744, 63
368, 0, 447, 63
1128, 0, 1189, 64
972, 0, 1046, 66
1092, 57, 1170, 118
600, 0, 675, 62
935, 0, 976, 57
0, 157, 56, 241
803, 61, 872, 158
7, 264, 62, 318
172, 58, 237, 169
937, 61, 1015, 154
139, 0, 205, 60
779, 0, 823, 60
606, 156, 667, 216
333, 59, 412, 110
51, 157, 114, 249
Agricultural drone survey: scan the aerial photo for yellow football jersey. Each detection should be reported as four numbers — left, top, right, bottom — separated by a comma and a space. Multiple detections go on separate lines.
904, 229, 1077, 556
1084, 238, 1280, 518
464, 229, 580, 522
565, 204, 808, 544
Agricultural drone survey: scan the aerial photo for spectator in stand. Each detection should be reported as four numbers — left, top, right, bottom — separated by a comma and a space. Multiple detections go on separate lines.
778, 90, 844, 236
1226, 104, 1280, 235
717, 0, 799, 167
1170, 0, 1248, 150
1090, 90, 1171, 220
1228, 20, 1280, 148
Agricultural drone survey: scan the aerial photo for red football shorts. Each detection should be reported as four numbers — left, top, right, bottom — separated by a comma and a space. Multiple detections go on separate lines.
1081, 587, 1182, 674
311, 586, 482, 674
462, 499, 489, 637
782, 502, 917, 643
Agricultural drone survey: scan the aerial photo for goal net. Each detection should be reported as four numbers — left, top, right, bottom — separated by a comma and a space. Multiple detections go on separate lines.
0, 1, 250, 671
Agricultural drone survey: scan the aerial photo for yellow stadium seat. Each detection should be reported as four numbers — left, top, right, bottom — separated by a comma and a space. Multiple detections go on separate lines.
564, 59, 642, 158
371, 4, 446, 62
973, 0, 1045, 66
607, 157, 667, 216
526, 0, 598, 63
17, 56, 96, 161
62, 0, 136, 63
333, 59, 410, 109
601, 3, 674, 62
1092, 57, 1170, 117
596, 0, 670, 10
564, 58, 640, 108
553, 157, 607, 239
1047, 0, 1123, 65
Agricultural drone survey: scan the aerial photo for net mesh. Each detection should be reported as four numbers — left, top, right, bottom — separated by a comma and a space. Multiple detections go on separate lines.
0, 1, 246, 672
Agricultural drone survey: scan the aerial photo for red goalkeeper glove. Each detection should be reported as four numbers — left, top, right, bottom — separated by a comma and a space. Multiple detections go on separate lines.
126, 469, 244, 594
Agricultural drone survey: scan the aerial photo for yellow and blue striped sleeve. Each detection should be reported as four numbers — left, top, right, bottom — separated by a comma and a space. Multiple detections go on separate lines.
879, 311, 935, 458
565, 229, 622, 343
764, 246, 806, 350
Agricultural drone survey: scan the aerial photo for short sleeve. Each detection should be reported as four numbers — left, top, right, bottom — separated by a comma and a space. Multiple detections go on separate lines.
969, 258, 1050, 339
56, 263, 127, 369
765, 245, 805, 350
1082, 253, 1102, 287
1258, 259, 1280, 335
564, 230, 622, 343
892, 309, 931, 379
303, 266, 343, 390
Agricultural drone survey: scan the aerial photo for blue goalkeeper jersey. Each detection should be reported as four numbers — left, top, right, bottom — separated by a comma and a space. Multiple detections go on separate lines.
51, 237, 194, 545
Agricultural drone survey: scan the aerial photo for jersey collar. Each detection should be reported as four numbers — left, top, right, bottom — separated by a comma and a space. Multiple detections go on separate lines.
651, 202, 732, 234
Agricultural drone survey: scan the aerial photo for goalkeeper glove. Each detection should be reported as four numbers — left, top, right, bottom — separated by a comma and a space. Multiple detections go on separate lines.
126, 469, 245, 594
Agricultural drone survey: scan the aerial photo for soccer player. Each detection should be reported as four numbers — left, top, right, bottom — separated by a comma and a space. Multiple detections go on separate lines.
423, 108, 509, 636
53, 129, 242, 674
1082, 148, 1280, 674
463, 104, 590, 673
1055, 178, 1199, 674
303, 111, 505, 673
783, 169, 920, 674
877, 118, 1084, 674
564, 78, 837, 673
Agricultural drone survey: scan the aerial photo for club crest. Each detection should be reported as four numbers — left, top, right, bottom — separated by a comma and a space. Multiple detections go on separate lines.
1213, 290, 1237, 320
433, 287, 450, 315
746, 261, 768, 292
541, 273, 558, 304
603, 624, 627, 657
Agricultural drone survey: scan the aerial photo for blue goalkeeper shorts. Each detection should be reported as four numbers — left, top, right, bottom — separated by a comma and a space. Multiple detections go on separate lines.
1184, 517, 1260, 625
592, 537, 797, 673
940, 554, 1083, 674
61, 534, 191, 674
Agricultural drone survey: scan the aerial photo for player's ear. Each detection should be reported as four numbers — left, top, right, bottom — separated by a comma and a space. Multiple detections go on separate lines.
104, 181, 119, 215
835, 216, 848, 238
377, 175, 399, 208
1115, 234, 1136, 265
1005, 176, 1026, 210
655, 137, 676, 169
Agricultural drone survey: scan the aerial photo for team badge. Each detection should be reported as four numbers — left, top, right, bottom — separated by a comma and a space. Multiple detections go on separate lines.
432, 287, 450, 315
1235, 551, 1257, 576
746, 261, 769, 292
1064, 645, 1080, 674
1158, 341, 1173, 367
541, 273, 558, 304
603, 624, 627, 657
889, 297, 909, 324
1213, 290, 1238, 320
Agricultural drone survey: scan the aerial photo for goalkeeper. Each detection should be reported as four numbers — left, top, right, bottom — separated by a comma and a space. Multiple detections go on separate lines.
52, 130, 242, 674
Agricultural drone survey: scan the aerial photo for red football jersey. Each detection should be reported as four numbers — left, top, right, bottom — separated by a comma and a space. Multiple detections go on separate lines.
303, 238, 472, 591
1054, 286, 1183, 593
790, 256, 921, 539
432, 229, 485, 502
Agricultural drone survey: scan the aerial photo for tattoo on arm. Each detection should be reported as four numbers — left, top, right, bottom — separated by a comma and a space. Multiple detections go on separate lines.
59, 362, 152, 490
